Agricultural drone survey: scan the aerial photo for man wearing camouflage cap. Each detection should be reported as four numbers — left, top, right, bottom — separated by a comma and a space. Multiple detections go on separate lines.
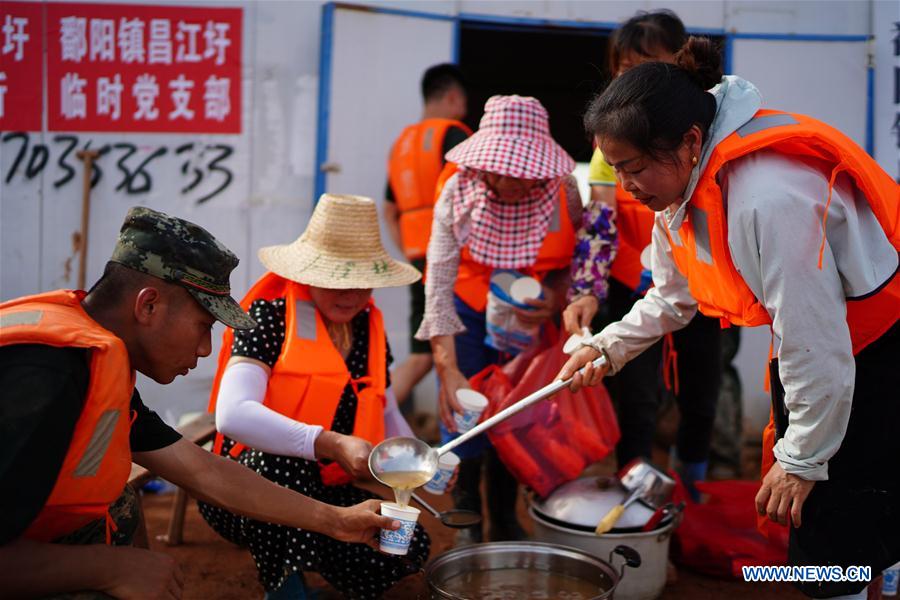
0, 207, 398, 598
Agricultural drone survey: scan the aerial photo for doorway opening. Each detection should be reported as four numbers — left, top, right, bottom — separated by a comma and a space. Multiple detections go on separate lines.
458, 21, 727, 163
459, 22, 612, 162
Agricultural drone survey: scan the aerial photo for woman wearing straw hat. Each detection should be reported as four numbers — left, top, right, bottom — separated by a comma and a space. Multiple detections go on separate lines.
416, 95, 617, 543
199, 195, 430, 599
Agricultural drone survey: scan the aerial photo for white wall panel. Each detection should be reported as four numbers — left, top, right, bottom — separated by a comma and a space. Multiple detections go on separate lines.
725, 0, 870, 35
733, 39, 868, 145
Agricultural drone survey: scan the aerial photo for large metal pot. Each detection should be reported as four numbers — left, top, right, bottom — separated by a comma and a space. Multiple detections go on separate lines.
426, 541, 640, 599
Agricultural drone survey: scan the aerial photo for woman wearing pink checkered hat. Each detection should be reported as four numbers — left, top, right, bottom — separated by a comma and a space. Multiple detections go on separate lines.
415, 95, 617, 543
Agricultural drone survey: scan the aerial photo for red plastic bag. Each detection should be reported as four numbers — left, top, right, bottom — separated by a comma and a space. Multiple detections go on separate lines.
471, 329, 620, 498
671, 479, 789, 578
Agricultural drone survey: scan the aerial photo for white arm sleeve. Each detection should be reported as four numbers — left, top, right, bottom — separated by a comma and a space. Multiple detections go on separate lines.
383, 387, 415, 438
215, 361, 324, 460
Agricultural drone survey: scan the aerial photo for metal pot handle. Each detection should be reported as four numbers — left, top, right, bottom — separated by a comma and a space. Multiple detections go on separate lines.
609, 545, 642, 581
657, 501, 687, 542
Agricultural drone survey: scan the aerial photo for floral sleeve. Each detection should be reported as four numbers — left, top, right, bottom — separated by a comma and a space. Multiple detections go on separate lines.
568, 200, 618, 302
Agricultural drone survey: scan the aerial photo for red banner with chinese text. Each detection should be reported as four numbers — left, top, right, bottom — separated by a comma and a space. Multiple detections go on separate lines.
46, 2, 241, 133
0, 1, 44, 131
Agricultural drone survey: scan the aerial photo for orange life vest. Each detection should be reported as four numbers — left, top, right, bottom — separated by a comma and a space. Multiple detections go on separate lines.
209, 273, 387, 486
388, 118, 472, 260
452, 183, 577, 313
665, 109, 899, 351
434, 162, 459, 203
0, 290, 134, 542
610, 183, 656, 291
660, 110, 900, 532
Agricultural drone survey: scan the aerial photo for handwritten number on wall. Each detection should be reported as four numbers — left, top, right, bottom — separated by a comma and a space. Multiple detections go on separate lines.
176, 143, 203, 193
53, 135, 78, 188
197, 144, 233, 204
3, 133, 29, 184
25, 144, 49, 179
2, 132, 235, 203
112, 143, 170, 194
90, 144, 112, 188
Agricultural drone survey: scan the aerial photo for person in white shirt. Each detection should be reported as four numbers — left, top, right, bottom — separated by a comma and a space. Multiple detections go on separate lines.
560, 37, 899, 600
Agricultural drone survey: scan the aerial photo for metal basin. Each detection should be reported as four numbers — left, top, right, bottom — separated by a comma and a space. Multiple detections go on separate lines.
426, 541, 640, 600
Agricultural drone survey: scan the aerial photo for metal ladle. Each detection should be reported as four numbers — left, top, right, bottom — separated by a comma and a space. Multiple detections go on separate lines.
411, 492, 482, 529
369, 355, 609, 485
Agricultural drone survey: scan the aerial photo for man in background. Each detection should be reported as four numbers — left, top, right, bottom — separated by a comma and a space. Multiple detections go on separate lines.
384, 63, 471, 407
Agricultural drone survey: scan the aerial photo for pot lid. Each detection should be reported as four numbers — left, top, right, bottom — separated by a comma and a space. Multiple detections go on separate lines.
532, 476, 655, 530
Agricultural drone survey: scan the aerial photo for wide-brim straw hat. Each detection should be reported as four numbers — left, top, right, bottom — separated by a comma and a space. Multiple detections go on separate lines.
258, 194, 421, 289
445, 95, 575, 180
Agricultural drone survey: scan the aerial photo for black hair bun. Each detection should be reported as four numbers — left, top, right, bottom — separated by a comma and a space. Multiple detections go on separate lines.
675, 36, 723, 90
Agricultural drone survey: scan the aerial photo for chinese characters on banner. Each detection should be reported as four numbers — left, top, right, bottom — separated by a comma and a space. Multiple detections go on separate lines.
1, 2, 242, 134
0, 2, 43, 131
47, 3, 241, 133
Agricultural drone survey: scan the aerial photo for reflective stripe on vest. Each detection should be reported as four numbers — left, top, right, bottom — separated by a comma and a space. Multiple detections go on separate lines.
388, 119, 472, 260
452, 184, 576, 313
73, 410, 121, 478
736, 113, 799, 138
0, 290, 134, 542
665, 109, 900, 354
294, 299, 317, 341
689, 205, 713, 265
208, 273, 387, 485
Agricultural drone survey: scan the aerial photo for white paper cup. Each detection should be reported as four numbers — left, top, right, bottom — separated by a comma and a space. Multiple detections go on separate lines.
509, 276, 542, 305
454, 389, 488, 433
423, 451, 460, 495
379, 502, 420, 555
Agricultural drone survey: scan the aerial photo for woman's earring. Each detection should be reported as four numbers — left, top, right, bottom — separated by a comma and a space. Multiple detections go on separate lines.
691, 156, 698, 166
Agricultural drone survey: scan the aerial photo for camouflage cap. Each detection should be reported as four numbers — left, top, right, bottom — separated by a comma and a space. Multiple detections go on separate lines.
109, 207, 256, 330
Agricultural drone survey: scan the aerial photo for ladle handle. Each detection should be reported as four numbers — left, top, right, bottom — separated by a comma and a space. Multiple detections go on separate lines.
410, 492, 441, 519
437, 355, 608, 456
595, 504, 625, 535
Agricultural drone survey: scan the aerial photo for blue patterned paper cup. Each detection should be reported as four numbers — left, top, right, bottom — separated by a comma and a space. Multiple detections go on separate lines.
884, 564, 900, 595
379, 502, 420, 556
423, 451, 460, 495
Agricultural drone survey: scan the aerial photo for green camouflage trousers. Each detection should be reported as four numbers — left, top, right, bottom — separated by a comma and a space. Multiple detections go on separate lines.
43, 484, 141, 600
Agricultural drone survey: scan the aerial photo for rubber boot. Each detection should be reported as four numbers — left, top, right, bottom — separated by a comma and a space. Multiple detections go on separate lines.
452, 456, 483, 546
485, 446, 526, 541
671, 448, 708, 503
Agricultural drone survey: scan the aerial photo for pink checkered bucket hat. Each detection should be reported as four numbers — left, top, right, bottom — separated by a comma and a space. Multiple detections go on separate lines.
445, 95, 575, 180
